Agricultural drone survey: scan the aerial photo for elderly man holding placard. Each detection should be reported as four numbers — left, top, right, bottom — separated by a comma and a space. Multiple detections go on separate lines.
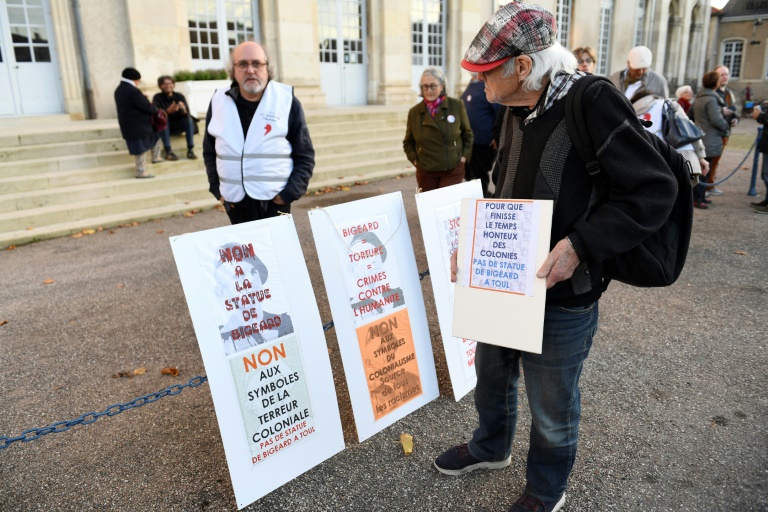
433, 4, 676, 512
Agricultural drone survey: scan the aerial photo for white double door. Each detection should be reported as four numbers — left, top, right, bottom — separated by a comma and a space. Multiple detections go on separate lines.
318, 0, 367, 105
0, 0, 63, 116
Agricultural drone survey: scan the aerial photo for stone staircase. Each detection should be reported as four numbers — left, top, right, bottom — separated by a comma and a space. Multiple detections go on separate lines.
0, 107, 411, 248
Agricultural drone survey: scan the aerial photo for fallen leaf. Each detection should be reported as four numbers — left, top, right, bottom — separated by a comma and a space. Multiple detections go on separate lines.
68, 321, 76, 325
161, 366, 180, 376
400, 433, 413, 456
43, 279, 55, 285
734, 251, 747, 255
337, 176, 345, 179
337, 186, 351, 191
108, 230, 115, 234
156, 230, 165, 234
742, 166, 749, 170
133, 367, 146, 375
183, 211, 196, 218
82, 229, 96, 235
0, 320, 8, 326
71, 233, 83, 239
215, 204, 226, 212
97, 227, 103, 232
354, 181, 369, 186
5, 245, 16, 250
116, 283, 125, 288
112, 371, 133, 379
26, 227, 34, 231
132, 222, 138, 226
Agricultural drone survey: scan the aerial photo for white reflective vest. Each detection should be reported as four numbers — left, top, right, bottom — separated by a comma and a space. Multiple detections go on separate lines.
207, 81, 293, 202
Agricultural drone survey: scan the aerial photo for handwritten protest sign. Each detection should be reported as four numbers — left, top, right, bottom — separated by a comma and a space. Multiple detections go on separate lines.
454, 199, 553, 353
170, 216, 344, 509
309, 192, 438, 442
415, 181, 483, 400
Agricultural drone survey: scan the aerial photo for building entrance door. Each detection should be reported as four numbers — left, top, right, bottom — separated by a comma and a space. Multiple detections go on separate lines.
0, 0, 63, 116
318, 0, 367, 105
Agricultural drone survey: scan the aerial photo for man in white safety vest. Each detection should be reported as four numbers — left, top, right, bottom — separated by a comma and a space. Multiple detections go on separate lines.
203, 41, 315, 224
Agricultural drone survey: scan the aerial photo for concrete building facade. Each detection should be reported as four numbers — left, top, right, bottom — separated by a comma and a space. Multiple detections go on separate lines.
0, 0, 714, 121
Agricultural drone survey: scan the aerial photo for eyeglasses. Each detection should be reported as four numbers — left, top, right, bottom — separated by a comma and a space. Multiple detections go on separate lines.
420, 83, 441, 91
577, 58, 594, 65
234, 60, 268, 71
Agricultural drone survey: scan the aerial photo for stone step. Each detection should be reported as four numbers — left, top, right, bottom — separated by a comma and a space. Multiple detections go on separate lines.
0, 138, 127, 163
0, 197, 220, 248
312, 156, 414, 183
0, 184, 213, 233
309, 126, 405, 147
0, 157, 203, 192
316, 146, 404, 167
0, 119, 122, 147
0, 170, 208, 213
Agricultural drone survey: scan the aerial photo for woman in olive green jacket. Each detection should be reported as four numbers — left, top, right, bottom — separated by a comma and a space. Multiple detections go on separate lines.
403, 67, 473, 192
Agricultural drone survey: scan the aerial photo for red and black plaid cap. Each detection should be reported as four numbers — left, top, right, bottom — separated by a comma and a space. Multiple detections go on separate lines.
461, 2, 557, 73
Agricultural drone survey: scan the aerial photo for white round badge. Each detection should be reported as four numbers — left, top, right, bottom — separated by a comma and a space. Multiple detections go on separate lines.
467, 95, 472, 102
447, 114, 456, 123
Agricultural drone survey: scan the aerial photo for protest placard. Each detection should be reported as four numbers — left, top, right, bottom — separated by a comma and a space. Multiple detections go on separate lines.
453, 199, 553, 353
170, 216, 344, 509
309, 192, 439, 441
415, 181, 483, 401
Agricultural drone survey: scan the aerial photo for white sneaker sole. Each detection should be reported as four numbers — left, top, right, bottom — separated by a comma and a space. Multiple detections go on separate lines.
433, 456, 511, 476
552, 494, 566, 512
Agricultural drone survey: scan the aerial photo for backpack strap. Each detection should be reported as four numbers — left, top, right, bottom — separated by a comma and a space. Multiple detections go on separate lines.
564, 75, 611, 177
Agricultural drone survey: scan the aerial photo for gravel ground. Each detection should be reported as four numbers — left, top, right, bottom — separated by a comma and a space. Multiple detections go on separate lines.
1, 120, 766, 512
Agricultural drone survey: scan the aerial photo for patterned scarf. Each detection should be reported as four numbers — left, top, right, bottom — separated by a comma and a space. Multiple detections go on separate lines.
424, 95, 445, 117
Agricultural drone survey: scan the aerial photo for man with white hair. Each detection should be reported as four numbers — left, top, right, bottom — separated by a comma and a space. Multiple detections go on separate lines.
433, 4, 677, 511
610, 45, 669, 100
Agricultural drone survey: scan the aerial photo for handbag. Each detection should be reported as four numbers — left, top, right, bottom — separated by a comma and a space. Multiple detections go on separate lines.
662, 100, 704, 149
151, 109, 168, 133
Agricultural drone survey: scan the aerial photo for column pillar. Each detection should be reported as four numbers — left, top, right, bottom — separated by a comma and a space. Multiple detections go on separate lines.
49, 0, 86, 119
368, 0, 415, 105
261, 0, 327, 108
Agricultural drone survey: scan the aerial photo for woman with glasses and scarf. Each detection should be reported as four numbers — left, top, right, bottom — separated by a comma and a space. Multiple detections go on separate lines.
403, 67, 473, 192
572, 47, 596, 74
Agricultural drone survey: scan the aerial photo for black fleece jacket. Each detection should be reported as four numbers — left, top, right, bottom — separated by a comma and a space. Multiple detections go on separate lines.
496, 78, 677, 306
203, 82, 315, 203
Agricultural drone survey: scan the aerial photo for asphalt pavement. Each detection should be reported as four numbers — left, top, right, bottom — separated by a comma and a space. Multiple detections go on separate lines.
1, 121, 766, 512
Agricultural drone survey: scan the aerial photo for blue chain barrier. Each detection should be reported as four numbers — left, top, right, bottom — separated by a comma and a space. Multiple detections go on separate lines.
0, 375, 208, 451
2, 268, 432, 451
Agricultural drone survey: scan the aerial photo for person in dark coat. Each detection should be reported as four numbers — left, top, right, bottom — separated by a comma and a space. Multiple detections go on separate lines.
114, 67, 159, 179
461, 73, 500, 197
152, 75, 197, 161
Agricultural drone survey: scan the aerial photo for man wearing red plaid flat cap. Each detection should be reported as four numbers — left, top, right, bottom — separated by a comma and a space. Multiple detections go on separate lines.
434, 4, 676, 511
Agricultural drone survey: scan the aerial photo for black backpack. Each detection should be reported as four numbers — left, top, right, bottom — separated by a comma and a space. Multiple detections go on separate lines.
564, 75, 694, 287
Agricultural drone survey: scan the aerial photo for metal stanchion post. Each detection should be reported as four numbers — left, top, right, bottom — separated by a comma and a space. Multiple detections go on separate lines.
749, 126, 761, 197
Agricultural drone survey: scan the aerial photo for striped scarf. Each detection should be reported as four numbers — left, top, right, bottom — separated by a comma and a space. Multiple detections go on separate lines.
424, 96, 445, 117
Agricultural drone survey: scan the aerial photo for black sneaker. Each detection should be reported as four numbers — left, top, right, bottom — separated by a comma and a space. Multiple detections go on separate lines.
187, 149, 197, 159
165, 150, 179, 161
434, 443, 510, 476
508, 493, 565, 512
751, 200, 767, 207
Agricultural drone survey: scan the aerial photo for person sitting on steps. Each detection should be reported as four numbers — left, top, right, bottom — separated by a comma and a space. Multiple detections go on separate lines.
152, 75, 198, 161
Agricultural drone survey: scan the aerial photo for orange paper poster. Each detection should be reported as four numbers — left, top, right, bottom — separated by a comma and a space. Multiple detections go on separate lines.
355, 308, 423, 421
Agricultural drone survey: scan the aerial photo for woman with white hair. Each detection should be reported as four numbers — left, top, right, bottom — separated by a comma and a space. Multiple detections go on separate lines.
403, 67, 474, 192
675, 85, 694, 114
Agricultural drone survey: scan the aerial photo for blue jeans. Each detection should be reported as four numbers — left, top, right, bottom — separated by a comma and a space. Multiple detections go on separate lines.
468, 302, 598, 503
159, 116, 195, 151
